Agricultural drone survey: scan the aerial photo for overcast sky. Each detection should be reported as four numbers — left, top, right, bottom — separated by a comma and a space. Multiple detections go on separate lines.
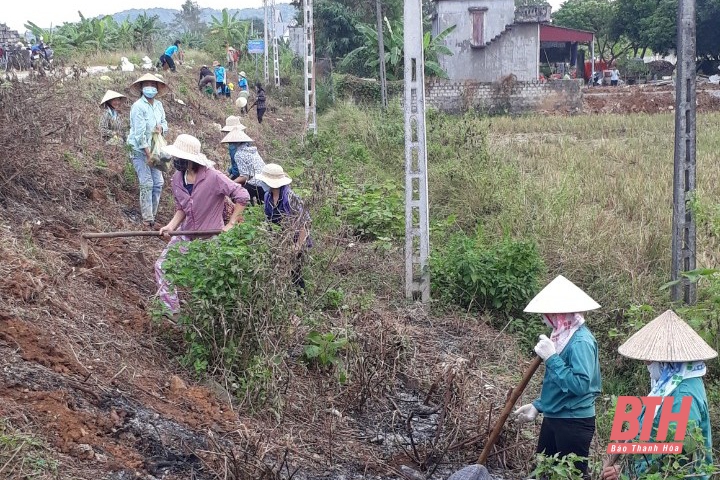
4, 0, 566, 34
3, 0, 286, 32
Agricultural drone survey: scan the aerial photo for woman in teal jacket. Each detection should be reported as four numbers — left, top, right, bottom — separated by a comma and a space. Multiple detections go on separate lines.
514, 275, 602, 479
602, 310, 716, 480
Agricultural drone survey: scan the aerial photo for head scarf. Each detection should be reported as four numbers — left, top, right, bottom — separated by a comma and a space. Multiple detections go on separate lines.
542, 312, 585, 353
646, 361, 706, 418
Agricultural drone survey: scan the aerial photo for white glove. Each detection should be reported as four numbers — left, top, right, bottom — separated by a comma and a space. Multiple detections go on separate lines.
514, 403, 539, 424
534, 334, 556, 361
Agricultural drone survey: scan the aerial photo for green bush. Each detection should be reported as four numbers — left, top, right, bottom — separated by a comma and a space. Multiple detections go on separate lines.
162, 209, 295, 391
431, 231, 545, 313
337, 180, 404, 240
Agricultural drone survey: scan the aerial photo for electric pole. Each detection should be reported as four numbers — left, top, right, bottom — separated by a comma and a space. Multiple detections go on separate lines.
376, 0, 387, 109
271, 0, 280, 87
303, 0, 317, 134
404, 0, 430, 302
670, 0, 697, 304
263, 0, 270, 84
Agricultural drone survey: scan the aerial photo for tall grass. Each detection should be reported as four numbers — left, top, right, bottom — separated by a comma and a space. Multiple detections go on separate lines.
302, 104, 720, 314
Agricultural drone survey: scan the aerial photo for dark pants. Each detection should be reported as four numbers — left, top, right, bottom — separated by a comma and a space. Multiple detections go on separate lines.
536, 416, 595, 479
610, 79, 618, 86
257, 108, 266, 123
216, 82, 230, 98
159, 54, 176, 72
245, 183, 265, 205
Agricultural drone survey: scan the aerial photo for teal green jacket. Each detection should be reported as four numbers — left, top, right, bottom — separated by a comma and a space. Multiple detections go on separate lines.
532, 325, 601, 418
634, 377, 713, 479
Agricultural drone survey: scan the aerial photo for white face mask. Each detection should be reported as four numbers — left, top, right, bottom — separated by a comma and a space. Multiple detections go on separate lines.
647, 361, 662, 381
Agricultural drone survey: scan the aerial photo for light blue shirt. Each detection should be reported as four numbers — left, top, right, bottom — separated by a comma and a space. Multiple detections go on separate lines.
214, 66, 226, 83
165, 45, 178, 57
127, 96, 168, 152
239, 77, 248, 90
532, 326, 601, 418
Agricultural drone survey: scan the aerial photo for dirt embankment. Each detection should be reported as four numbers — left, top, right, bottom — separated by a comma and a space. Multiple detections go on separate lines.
0, 71, 537, 479
583, 83, 720, 114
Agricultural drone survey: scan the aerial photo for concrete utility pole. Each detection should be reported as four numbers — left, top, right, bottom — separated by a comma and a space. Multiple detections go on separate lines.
263, 0, 270, 84
303, 0, 317, 133
670, 0, 697, 304
271, 0, 281, 87
403, 0, 430, 302
376, 0, 388, 109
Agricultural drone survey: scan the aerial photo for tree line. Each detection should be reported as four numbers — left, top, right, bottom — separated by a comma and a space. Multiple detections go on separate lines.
23, 0, 263, 60
552, 0, 720, 64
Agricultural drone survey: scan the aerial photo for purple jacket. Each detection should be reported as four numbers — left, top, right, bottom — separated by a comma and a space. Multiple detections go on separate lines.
171, 166, 249, 232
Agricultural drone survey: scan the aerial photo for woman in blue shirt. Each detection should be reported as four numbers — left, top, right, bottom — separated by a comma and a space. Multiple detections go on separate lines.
158, 40, 181, 72
126, 73, 169, 229
213, 61, 230, 98
514, 275, 602, 479
602, 310, 716, 480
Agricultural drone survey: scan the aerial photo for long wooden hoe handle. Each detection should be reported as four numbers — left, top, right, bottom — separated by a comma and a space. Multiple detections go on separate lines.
81, 230, 222, 239
478, 356, 543, 465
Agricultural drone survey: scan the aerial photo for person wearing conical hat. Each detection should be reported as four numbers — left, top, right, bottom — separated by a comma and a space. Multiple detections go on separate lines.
220, 115, 247, 179
98, 90, 126, 143
126, 73, 170, 229
601, 310, 716, 480
513, 275, 602, 479
155, 134, 250, 314
238, 71, 249, 114
221, 128, 267, 205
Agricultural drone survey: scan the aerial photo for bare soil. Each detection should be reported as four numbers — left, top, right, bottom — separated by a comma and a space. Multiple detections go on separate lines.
0, 70, 538, 479
583, 83, 720, 114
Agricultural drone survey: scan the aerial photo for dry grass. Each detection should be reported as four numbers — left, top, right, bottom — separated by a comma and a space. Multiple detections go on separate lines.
486, 113, 720, 308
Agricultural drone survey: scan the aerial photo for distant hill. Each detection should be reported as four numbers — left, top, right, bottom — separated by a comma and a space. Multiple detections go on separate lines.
110, 4, 297, 26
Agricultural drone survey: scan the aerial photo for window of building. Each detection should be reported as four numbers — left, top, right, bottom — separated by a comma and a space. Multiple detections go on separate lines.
469, 7, 487, 48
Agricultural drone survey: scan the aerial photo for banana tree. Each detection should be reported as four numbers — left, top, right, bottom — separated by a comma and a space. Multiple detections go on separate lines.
209, 8, 249, 47
133, 13, 163, 52
340, 18, 456, 80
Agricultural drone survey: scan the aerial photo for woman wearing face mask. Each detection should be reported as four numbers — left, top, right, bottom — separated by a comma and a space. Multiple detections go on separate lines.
601, 310, 716, 480
127, 73, 169, 229
513, 275, 602, 480
154, 134, 250, 314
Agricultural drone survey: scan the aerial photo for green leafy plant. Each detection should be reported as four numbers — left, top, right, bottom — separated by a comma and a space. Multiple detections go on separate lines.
337, 181, 404, 240
621, 424, 716, 480
431, 231, 545, 313
162, 209, 295, 400
303, 330, 349, 368
532, 452, 585, 480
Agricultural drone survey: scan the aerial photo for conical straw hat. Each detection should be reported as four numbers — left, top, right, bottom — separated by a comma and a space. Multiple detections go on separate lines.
618, 310, 718, 362
99, 90, 126, 107
220, 128, 253, 144
524, 275, 600, 313
129, 73, 169, 97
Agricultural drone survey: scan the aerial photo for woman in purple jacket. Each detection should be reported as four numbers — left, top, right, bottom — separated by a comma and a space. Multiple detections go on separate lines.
155, 134, 249, 313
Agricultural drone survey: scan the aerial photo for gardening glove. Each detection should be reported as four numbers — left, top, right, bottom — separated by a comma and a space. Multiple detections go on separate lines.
534, 334, 556, 361
513, 403, 539, 424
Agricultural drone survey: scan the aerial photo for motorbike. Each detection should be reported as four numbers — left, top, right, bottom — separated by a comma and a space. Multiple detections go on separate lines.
30, 45, 54, 73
